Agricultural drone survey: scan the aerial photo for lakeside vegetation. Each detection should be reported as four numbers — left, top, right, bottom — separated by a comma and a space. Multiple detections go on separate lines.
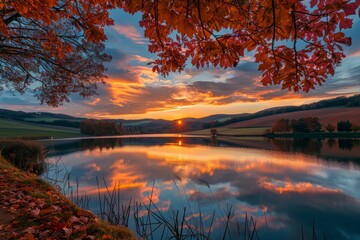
187, 127, 269, 136
0, 141, 135, 239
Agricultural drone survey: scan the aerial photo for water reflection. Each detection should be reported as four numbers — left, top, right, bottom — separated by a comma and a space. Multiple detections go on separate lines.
44, 137, 360, 239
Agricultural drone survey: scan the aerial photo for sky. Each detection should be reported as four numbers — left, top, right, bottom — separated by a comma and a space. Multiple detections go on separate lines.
1, 10, 360, 120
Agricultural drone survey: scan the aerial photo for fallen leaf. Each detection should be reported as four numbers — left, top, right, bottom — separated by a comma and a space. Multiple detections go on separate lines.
63, 227, 72, 237
30, 208, 40, 217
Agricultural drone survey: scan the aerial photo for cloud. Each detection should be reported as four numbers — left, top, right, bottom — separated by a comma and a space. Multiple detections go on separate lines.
133, 55, 153, 63
113, 24, 146, 44
348, 50, 360, 57
85, 98, 101, 106
82, 52, 360, 117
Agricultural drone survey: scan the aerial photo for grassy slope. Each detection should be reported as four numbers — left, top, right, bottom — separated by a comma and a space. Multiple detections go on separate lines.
187, 107, 360, 136
226, 107, 360, 128
187, 127, 268, 136
0, 156, 135, 239
0, 119, 84, 138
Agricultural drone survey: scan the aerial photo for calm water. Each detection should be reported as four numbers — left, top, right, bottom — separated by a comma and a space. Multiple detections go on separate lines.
42, 135, 360, 240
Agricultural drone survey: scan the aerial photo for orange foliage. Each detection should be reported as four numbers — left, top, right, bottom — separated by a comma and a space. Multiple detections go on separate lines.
1, 1, 360, 106
0, 0, 118, 106
120, 0, 360, 92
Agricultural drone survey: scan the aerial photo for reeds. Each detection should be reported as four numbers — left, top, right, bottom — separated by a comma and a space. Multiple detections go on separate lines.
43, 161, 326, 240
93, 177, 261, 240
43, 156, 91, 209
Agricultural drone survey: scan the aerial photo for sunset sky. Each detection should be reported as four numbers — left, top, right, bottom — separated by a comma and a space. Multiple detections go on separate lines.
1, 10, 360, 120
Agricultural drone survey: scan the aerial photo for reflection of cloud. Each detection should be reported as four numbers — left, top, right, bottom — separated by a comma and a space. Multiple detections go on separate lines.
85, 163, 101, 172
60, 140, 360, 239
258, 178, 341, 194
188, 185, 239, 202
113, 24, 146, 44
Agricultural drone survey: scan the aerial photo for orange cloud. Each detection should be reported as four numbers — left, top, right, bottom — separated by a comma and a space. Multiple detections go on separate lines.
85, 98, 101, 106
113, 24, 146, 44
348, 49, 360, 57
133, 55, 153, 63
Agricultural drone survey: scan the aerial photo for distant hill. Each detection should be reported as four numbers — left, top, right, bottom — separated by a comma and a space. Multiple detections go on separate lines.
202, 94, 360, 128
226, 107, 360, 128
0, 109, 82, 121
1, 94, 359, 134
0, 109, 85, 128
0, 108, 243, 133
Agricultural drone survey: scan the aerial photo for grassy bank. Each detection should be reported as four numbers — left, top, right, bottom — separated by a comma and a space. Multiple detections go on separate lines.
187, 126, 360, 138
0, 156, 135, 239
267, 132, 360, 138
0, 118, 84, 139
187, 127, 268, 136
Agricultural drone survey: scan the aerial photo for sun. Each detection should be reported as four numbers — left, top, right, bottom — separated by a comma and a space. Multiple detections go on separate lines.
177, 120, 182, 125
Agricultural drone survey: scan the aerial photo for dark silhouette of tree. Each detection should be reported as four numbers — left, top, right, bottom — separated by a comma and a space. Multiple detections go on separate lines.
325, 123, 336, 133
122, 0, 359, 92
337, 121, 352, 132
352, 125, 360, 132
291, 117, 322, 133
0, 1, 117, 106
80, 120, 122, 136
272, 118, 291, 133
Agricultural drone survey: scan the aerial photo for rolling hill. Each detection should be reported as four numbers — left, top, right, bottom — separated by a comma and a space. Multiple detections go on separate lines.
0, 119, 83, 139
226, 107, 360, 128
1, 94, 360, 137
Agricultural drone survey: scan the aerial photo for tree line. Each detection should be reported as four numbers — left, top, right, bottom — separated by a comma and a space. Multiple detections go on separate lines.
271, 118, 359, 133
80, 120, 123, 136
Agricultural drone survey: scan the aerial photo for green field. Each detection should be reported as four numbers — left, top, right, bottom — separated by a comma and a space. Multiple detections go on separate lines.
0, 119, 84, 139
187, 127, 269, 136
23, 117, 81, 122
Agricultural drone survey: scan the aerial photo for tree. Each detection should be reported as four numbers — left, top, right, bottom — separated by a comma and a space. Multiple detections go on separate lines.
2, 1, 360, 107
353, 125, 360, 132
291, 118, 308, 133
80, 119, 122, 136
337, 120, 352, 132
122, 0, 359, 92
0, 1, 117, 106
325, 123, 336, 133
272, 118, 291, 133
291, 117, 322, 132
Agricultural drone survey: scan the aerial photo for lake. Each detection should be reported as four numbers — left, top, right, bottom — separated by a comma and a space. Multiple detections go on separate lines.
42, 135, 360, 240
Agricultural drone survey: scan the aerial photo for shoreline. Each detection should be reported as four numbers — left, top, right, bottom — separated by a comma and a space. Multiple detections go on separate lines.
0, 156, 135, 239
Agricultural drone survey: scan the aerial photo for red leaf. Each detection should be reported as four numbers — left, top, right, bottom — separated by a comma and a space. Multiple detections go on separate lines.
339, 18, 353, 29
343, 3, 356, 15
310, 0, 317, 8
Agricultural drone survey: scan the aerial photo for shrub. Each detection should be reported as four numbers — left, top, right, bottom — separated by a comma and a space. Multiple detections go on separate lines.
337, 120, 352, 131
352, 125, 360, 132
325, 123, 336, 132
0, 140, 46, 174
